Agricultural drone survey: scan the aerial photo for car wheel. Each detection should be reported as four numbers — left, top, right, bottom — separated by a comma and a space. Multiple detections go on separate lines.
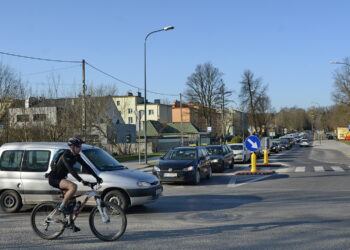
0, 190, 22, 213
192, 169, 201, 185
104, 190, 129, 210
230, 160, 234, 169
206, 167, 212, 179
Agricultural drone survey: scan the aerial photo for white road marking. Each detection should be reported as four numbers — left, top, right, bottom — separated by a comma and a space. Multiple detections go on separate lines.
275, 167, 295, 173
314, 166, 325, 172
227, 175, 271, 188
331, 166, 344, 172
295, 167, 306, 172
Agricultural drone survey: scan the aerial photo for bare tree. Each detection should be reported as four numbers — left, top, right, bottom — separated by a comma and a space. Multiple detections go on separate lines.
239, 70, 268, 133
332, 57, 350, 105
185, 62, 228, 128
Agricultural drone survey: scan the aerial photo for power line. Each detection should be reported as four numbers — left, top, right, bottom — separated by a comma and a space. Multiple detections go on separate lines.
0, 50, 178, 97
22, 65, 80, 76
0, 51, 81, 63
86, 61, 177, 97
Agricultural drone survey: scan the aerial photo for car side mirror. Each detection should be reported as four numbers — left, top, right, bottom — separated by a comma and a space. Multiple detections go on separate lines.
160, 156, 164, 160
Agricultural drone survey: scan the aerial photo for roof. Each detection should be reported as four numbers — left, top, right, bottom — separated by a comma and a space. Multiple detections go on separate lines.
141, 121, 200, 137
0, 142, 95, 150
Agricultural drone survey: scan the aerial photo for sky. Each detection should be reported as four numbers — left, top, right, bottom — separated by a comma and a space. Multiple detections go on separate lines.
0, 0, 349, 111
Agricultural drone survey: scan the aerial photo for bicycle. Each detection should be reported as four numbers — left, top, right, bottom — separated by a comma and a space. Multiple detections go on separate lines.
30, 182, 127, 241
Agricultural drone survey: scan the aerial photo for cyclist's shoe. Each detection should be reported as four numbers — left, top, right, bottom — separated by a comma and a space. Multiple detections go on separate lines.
70, 225, 81, 232
58, 206, 71, 215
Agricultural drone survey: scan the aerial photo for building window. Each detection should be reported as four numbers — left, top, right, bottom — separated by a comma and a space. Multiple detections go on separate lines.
116, 101, 120, 105
128, 117, 133, 123
33, 114, 46, 122
149, 109, 154, 115
17, 115, 29, 122
128, 108, 133, 114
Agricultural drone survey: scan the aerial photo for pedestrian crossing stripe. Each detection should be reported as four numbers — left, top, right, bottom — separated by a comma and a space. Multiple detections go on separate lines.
331, 166, 344, 172
275, 166, 349, 173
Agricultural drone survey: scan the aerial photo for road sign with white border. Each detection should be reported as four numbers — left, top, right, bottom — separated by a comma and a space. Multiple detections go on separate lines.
244, 136, 261, 152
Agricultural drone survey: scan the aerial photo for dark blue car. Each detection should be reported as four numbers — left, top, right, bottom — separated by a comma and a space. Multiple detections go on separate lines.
152, 146, 212, 184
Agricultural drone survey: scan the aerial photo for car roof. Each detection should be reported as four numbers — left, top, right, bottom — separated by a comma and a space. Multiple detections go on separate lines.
0, 142, 95, 150
174, 147, 198, 150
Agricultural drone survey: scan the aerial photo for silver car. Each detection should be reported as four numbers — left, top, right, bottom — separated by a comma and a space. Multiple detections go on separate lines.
0, 142, 162, 213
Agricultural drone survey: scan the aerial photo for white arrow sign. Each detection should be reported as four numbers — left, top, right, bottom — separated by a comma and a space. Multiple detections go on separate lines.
247, 138, 258, 149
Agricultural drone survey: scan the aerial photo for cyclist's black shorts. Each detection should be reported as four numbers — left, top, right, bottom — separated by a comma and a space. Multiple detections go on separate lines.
48, 178, 63, 189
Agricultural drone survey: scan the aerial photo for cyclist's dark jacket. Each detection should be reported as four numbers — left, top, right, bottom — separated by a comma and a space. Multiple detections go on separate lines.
48, 150, 99, 182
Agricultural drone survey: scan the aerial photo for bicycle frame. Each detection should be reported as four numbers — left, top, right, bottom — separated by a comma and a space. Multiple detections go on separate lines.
71, 185, 110, 223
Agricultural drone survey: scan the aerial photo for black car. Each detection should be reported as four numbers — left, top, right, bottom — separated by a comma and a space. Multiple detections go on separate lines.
270, 141, 281, 153
205, 145, 234, 172
152, 146, 212, 184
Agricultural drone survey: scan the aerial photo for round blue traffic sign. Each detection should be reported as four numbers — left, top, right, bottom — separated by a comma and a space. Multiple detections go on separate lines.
244, 136, 261, 152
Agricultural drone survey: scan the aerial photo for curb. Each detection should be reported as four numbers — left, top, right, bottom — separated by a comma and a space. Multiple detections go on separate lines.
234, 170, 275, 175
253, 163, 283, 168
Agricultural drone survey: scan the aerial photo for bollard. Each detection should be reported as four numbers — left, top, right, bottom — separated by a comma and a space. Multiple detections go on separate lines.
263, 149, 268, 165
251, 152, 257, 173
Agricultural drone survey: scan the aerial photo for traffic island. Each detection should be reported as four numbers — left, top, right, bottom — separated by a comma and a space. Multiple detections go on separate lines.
233, 170, 275, 175
255, 163, 283, 168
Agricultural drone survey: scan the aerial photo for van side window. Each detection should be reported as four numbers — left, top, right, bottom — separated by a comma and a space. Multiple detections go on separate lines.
22, 150, 51, 172
0, 150, 24, 171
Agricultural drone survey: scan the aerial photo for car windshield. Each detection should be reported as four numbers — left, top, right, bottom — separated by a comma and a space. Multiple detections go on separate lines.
206, 147, 223, 155
83, 148, 125, 171
230, 145, 243, 150
164, 149, 197, 160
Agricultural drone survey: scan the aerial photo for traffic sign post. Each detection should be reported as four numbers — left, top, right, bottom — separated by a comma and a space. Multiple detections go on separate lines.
245, 136, 261, 173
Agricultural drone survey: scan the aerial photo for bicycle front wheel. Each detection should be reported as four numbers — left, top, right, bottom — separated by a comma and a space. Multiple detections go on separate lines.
31, 202, 65, 240
89, 202, 127, 241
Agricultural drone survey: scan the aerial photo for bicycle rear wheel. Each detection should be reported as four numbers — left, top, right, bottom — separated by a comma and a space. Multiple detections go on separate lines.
89, 202, 127, 241
31, 202, 65, 240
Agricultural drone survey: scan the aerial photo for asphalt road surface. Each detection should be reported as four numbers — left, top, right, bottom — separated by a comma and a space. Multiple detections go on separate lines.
1, 140, 350, 250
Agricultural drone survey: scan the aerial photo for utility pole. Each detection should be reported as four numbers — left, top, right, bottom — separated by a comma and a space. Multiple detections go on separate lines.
82, 59, 87, 141
180, 93, 184, 146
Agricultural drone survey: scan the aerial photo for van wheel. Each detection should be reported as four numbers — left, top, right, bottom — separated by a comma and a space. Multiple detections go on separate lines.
104, 190, 129, 211
0, 190, 22, 213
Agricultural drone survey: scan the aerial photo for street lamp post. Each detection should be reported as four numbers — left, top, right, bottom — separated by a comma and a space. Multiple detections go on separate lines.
144, 26, 174, 164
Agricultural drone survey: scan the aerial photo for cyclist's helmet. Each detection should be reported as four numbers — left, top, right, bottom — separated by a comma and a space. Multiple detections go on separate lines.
68, 137, 84, 147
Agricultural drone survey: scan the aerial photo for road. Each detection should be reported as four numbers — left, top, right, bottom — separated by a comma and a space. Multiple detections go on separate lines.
1, 140, 350, 249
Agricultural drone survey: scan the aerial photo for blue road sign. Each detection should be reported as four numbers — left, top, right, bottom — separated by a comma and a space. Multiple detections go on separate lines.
244, 136, 261, 152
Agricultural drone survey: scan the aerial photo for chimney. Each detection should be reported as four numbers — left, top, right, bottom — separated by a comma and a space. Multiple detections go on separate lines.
127, 92, 133, 96
137, 92, 142, 97
154, 99, 161, 104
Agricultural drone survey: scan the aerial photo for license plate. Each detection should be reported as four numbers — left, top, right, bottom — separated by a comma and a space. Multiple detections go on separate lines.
164, 173, 177, 177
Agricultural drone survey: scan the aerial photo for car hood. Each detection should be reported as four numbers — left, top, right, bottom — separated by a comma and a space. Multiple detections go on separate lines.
232, 150, 244, 154
158, 160, 196, 170
100, 168, 158, 183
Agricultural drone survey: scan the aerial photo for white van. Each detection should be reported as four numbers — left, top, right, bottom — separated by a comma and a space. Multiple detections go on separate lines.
0, 142, 162, 213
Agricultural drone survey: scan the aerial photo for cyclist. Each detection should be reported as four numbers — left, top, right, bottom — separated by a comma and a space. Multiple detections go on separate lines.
47, 137, 103, 225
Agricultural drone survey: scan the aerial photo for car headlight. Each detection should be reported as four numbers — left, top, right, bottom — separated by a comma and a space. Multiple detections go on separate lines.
183, 166, 194, 171
211, 159, 219, 163
137, 181, 151, 187
153, 166, 160, 172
